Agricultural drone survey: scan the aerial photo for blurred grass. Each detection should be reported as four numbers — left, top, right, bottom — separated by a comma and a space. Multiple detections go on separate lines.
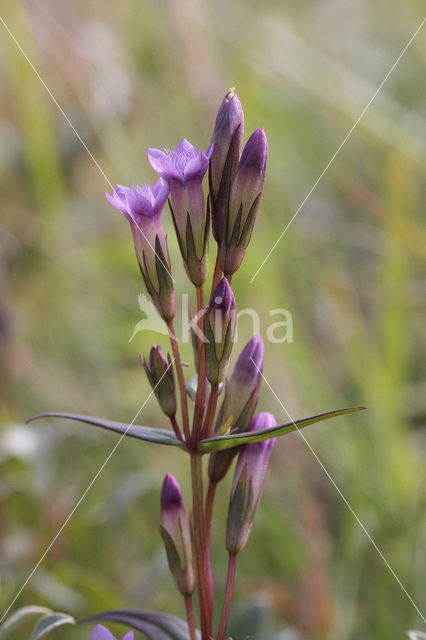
0, 1, 425, 639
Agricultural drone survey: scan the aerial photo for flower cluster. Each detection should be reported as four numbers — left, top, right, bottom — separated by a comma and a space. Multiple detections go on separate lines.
105, 88, 271, 640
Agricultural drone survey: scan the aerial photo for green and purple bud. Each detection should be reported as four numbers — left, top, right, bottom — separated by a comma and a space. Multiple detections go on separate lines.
148, 139, 212, 287
141, 346, 176, 419
219, 128, 267, 277
160, 473, 194, 597
106, 181, 175, 322
226, 412, 276, 555
208, 334, 264, 483
209, 88, 244, 243
204, 278, 237, 385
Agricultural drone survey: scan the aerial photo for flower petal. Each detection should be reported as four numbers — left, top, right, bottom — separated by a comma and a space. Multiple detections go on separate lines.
175, 138, 195, 156
148, 148, 177, 179
121, 632, 134, 640
154, 182, 170, 214
91, 624, 116, 640
183, 152, 209, 181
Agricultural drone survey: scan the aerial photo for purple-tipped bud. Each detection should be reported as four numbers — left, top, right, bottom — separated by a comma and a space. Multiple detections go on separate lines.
226, 412, 276, 555
160, 474, 194, 596
209, 88, 244, 242
148, 139, 212, 287
204, 278, 237, 385
219, 128, 268, 277
106, 181, 175, 322
141, 346, 176, 418
91, 624, 133, 640
208, 335, 264, 483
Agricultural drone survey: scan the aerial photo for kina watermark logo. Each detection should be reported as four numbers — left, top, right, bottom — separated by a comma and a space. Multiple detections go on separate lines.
130, 293, 294, 344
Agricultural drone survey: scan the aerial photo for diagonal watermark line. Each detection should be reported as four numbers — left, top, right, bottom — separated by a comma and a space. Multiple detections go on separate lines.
250, 359, 426, 624
0, 14, 176, 284
250, 17, 426, 283
0, 358, 177, 625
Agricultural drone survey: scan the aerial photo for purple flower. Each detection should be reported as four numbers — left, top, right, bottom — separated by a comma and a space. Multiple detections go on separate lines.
226, 412, 276, 555
204, 278, 237, 385
141, 345, 176, 419
209, 88, 244, 242
91, 624, 133, 640
220, 128, 268, 277
208, 335, 264, 484
160, 473, 194, 596
106, 181, 175, 322
148, 139, 213, 287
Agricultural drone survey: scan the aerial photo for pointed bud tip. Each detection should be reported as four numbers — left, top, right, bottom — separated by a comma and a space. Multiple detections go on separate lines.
161, 473, 183, 511
210, 278, 236, 312
226, 87, 236, 100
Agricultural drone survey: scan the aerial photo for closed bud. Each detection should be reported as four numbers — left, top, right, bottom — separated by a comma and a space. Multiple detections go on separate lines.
148, 139, 212, 287
160, 474, 194, 596
209, 88, 244, 242
204, 278, 237, 385
106, 182, 175, 323
226, 413, 276, 555
219, 128, 268, 277
141, 346, 176, 418
208, 335, 264, 483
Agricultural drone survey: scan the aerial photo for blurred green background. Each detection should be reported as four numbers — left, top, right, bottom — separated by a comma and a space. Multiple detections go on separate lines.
0, 1, 425, 638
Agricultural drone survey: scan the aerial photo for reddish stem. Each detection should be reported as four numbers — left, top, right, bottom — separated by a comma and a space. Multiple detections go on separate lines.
167, 321, 190, 443
170, 416, 184, 442
202, 384, 219, 440
216, 554, 237, 640
190, 453, 211, 639
184, 595, 197, 640
211, 254, 222, 293
192, 286, 206, 445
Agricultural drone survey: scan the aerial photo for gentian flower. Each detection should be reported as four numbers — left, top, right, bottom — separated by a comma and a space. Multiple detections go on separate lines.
204, 278, 237, 385
106, 180, 175, 322
91, 624, 133, 640
141, 345, 176, 419
148, 139, 212, 287
208, 334, 264, 483
226, 412, 276, 555
209, 88, 244, 243
219, 128, 268, 277
160, 473, 194, 596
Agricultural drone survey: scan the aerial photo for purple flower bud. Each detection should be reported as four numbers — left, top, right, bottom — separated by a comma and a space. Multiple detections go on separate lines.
141, 346, 176, 418
219, 128, 268, 277
160, 473, 194, 596
148, 139, 212, 287
106, 181, 175, 322
209, 88, 244, 242
91, 624, 133, 640
226, 412, 276, 555
204, 278, 237, 385
208, 335, 264, 483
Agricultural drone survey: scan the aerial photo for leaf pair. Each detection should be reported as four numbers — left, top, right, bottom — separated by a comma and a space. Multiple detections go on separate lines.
27, 406, 365, 451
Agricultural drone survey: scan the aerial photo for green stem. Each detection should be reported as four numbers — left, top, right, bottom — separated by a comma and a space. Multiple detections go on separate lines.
190, 453, 211, 639
216, 553, 237, 640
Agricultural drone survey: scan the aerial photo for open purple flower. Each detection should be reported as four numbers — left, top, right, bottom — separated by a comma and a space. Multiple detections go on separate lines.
91, 624, 133, 640
106, 180, 175, 322
148, 139, 213, 287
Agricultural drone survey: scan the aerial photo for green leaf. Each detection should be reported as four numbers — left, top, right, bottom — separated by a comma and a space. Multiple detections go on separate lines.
0, 607, 52, 638
198, 406, 366, 452
27, 413, 185, 448
30, 613, 75, 639
84, 610, 200, 640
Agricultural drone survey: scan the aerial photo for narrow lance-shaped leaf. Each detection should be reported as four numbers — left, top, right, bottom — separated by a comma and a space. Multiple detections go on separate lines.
198, 406, 366, 452
27, 413, 185, 448
0, 607, 52, 638
30, 613, 75, 639
83, 610, 200, 640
